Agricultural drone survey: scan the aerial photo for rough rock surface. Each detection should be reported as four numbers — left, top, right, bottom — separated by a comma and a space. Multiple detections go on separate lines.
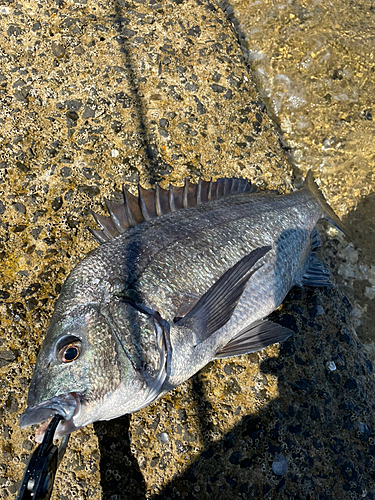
0, 0, 374, 499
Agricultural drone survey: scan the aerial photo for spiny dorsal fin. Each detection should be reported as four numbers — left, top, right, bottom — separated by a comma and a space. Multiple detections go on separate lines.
89, 177, 260, 244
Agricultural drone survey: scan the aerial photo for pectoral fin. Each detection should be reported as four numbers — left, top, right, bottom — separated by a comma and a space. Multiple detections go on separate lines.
215, 319, 293, 359
174, 246, 272, 343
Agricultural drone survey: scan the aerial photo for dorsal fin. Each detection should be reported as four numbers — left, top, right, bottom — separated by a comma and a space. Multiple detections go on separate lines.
89, 177, 261, 244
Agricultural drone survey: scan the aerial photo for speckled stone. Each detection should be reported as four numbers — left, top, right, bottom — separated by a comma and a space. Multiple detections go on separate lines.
1, 0, 374, 499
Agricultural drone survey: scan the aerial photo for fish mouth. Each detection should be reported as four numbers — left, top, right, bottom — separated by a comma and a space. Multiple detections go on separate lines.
20, 392, 81, 443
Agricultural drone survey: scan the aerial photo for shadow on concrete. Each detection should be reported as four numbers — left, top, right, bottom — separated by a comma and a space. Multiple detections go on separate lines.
105, 1, 174, 184
94, 414, 147, 499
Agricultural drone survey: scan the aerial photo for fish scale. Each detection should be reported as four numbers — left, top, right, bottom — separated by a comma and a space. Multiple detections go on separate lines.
20, 172, 348, 441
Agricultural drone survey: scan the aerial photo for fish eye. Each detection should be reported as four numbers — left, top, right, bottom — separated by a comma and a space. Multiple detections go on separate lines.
60, 342, 81, 363
55, 335, 82, 364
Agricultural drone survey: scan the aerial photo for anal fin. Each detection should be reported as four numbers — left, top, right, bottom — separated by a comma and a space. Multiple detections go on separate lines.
215, 319, 293, 359
302, 252, 332, 287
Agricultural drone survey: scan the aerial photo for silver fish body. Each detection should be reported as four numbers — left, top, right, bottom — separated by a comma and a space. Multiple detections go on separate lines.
20, 173, 347, 440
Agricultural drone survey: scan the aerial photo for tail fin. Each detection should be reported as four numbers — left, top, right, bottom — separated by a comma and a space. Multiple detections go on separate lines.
304, 171, 350, 237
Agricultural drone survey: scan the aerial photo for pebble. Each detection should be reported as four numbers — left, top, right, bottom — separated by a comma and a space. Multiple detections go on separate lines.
358, 422, 369, 434
157, 432, 169, 444
272, 454, 288, 476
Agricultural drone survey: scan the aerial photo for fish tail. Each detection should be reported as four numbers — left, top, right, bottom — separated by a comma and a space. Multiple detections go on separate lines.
304, 171, 350, 236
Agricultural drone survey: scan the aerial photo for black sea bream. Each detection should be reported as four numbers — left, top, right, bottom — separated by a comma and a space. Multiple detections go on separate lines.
20, 173, 347, 441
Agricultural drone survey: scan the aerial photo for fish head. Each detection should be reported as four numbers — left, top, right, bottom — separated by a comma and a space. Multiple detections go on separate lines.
20, 303, 145, 441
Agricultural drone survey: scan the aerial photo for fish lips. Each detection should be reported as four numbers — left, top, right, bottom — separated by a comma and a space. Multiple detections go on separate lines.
20, 392, 81, 442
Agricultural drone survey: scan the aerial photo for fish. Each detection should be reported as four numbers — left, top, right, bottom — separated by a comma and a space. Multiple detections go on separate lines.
20, 172, 348, 441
